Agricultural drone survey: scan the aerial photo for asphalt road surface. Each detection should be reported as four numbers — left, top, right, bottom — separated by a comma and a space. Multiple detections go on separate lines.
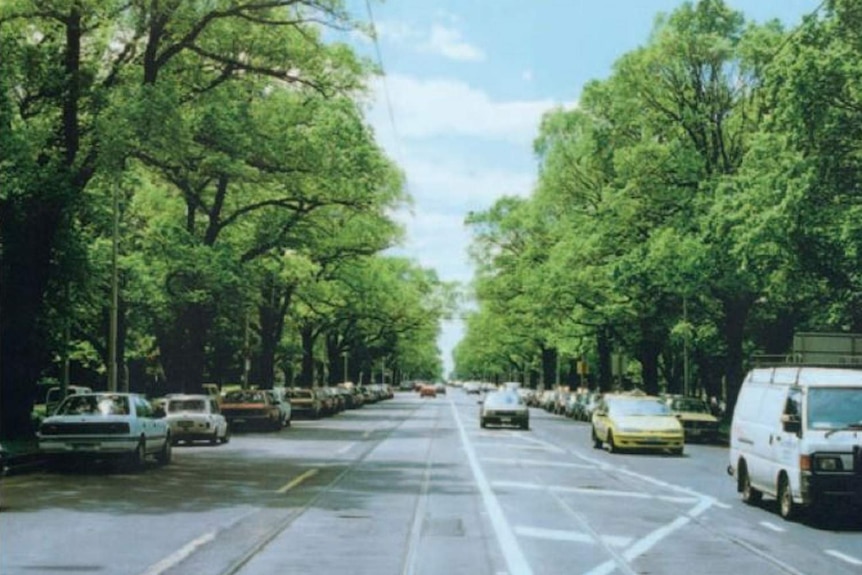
1, 389, 861, 575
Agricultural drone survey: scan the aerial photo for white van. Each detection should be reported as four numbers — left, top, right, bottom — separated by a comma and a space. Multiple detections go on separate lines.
728, 367, 862, 519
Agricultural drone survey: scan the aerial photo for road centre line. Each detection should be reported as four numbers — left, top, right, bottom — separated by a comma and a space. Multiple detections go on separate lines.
759, 521, 786, 533
276, 468, 318, 494
515, 526, 631, 547
493, 480, 699, 504
138, 531, 217, 575
336, 443, 356, 455
450, 398, 533, 575
825, 550, 862, 566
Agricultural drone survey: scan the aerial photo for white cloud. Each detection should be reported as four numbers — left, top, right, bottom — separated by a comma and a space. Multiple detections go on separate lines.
422, 25, 486, 62
370, 74, 563, 145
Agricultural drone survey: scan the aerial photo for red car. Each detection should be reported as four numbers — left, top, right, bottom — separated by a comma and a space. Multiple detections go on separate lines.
419, 385, 437, 398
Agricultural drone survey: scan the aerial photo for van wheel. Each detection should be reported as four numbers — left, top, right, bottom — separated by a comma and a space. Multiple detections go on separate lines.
740, 465, 762, 505
156, 435, 172, 465
778, 475, 796, 520
129, 440, 146, 470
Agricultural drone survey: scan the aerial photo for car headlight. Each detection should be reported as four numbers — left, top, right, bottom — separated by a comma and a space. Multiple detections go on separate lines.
814, 456, 843, 472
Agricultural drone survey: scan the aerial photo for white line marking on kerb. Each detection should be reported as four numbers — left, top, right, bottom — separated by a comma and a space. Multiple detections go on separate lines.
826, 549, 862, 566
759, 521, 786, 533
450, 399, 533, 575
139, 531, 216, 575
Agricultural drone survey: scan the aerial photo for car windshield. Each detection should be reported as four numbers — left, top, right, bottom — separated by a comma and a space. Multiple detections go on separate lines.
223, 390, 266, 403
485, 392, 523, 407
608, 398, 671, 417
807, 387, 862, 429
671, 398, 711, 413
56, 394, 129, 416
167, 399, 206, 413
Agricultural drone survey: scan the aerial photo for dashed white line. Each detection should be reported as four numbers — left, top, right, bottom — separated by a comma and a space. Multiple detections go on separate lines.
482, 457, 596, 470
515, 526, 631, 547
493, 480, 699, 504
759, 521, 786, 533
336, 442, 356, 455
138, 531, 216, 575
825, 549, 862, 566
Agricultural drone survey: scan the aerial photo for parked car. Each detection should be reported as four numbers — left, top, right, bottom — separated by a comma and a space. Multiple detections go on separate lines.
728, 367, 862, 520
664, 395, 720, 443
220, 389, 283, 431
266, 389, 292, 427
38, 392, 172, 467
165, 394, 229, 445
591, 393, 684, 455
419, 384, 437, 398
288, 388, 322, 419
480, 391, 530, 430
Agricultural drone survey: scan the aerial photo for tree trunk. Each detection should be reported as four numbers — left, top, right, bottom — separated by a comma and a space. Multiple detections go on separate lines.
541, 346, 557, 390
298, 324, 315, 388
723, 296, 752, 416
596, 326, 613, 392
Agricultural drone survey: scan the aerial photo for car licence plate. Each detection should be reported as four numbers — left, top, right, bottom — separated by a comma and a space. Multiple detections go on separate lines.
72, 443, 96, 450
500, 417, 511, 423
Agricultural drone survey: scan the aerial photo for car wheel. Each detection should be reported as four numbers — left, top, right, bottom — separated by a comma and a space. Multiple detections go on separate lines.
221, 425, 231, 444
606, 431, 617, 453
739, 463, 761, 505
778, 475, 796, 520
671, 447, 684, 456
480, 419, 487, 428
591, 428, 602, 449
521, 421, 530, 431
210, 431, 219, 445
284, 417, 291, 428
129, 439, 146, 469
156, 435, 172, 465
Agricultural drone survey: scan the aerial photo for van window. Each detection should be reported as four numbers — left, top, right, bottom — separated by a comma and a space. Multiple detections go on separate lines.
807, 387, 862, 430
784, 387, 802, 419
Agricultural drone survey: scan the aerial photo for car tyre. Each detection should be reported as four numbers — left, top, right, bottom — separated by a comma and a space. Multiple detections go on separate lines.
129, 439, 146, 469
591, 428, 602, 449
739, 463, 762, 505
156, 435, 172, 465
221, 425, 231, 444
606, 431, 617, 453
778, 475, 796, 520
480, 419, 487, 429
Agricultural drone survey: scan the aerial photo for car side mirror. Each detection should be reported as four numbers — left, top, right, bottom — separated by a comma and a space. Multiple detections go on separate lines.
780, 413, 801, 435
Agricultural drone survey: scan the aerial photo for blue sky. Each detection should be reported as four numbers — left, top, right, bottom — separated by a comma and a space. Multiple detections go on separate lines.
342, 1, 822, 375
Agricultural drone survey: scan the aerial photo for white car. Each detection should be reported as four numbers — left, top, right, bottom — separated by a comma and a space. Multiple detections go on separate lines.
165, 394, 230, 445
38, 392, 171, 468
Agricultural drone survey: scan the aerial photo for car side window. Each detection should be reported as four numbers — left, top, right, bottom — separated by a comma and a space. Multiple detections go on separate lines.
136, 397, 152, 418
210, 399, 220, 414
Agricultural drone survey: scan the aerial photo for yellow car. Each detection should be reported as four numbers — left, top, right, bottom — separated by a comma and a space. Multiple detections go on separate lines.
591, 393, 684, 455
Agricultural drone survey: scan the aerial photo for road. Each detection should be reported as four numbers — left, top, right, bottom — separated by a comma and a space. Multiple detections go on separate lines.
1, 389, 860, 575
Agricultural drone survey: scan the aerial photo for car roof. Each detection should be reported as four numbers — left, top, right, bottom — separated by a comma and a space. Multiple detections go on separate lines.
747, 367, 862, 387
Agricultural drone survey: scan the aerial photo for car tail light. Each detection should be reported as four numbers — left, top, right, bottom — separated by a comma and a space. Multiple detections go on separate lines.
800, 454, 811, 471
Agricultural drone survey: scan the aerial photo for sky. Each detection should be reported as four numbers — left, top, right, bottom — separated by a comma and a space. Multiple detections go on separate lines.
341, 0, 822, 375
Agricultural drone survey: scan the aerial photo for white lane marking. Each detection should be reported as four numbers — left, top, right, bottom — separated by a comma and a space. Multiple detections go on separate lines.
276, 469, 318, 494
825, 549, 862, 566
482, 457, 596, 470
759, 521, 786, 533
493, 480, 698, 504
138, 531, 216, 575
450, 400, 533, 575
475, 442, 565, 453
515, 526, 631, 547
336, 443, 356, 455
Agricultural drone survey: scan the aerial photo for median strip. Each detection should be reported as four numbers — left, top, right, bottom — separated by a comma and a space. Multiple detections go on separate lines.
276, 469, 318, 494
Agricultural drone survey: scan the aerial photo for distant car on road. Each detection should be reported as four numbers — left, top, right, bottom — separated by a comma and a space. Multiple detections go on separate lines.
165, 394, 230, 445
663, 395, 719, 443
419, 385, 437, 398
480, 391, 530, 430
38, 392, 172, 468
